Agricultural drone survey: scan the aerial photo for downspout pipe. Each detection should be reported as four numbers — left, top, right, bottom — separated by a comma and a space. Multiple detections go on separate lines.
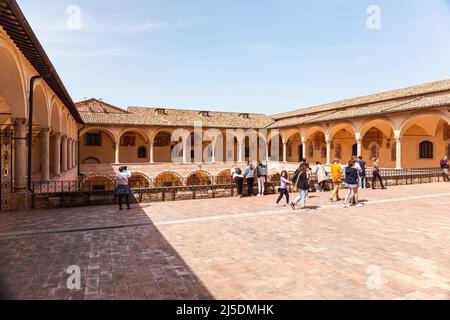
27, 72, 52, 193
77, 124, 85, 177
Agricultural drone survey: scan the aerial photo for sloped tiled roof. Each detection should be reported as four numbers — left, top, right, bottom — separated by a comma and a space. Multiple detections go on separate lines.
271, 79, 450, 121
268, 92, 450, 128
77, 79, 450, 129
77, 99, 273, 129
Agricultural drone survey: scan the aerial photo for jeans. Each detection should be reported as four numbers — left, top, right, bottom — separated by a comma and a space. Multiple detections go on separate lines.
247, 177, 255, 196
257, 176, 266, 195
359, 176, 366, 189
234, 177, 244, 195
292, 190, 308, 208
317, 181, 325, 192
276, 188, 290, 204
372, 172, 385, 189
116, 185, 131, 209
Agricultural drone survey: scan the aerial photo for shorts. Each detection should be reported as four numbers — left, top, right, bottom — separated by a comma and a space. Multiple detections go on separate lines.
347, 184, 358, 189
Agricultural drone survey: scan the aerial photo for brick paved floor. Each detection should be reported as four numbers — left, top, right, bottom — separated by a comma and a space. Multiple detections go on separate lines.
0, 182, 450, 300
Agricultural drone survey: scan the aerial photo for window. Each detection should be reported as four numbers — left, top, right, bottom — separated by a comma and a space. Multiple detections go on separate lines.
86, 132, 102, 146
419, 141, 433, 159
391, 145, 397, 162
137, 146, 147, 159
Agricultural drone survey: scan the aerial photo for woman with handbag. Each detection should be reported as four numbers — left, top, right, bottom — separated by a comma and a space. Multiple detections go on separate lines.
115, 166, 132, 210
275, 170, 291, 207
290, 163, 310, 210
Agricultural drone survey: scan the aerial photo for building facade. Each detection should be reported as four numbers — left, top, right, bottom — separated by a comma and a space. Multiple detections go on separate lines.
1, 0, 450, 210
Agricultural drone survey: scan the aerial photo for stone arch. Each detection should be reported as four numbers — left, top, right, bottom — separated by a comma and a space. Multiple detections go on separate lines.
359, 118, 395, 139
399, 111, 450, 137
128, 172, 151, 189
216, 169, 233, 185
82, 175, 115, 191
186, 170, 213, 186
32, 82, 50, 128
80, 127, 117, 164
118, 129, 150, 163
50, 100, 62, 134
154, 171, 183, 188
82, 157, 101, 165
0, 39, 27, 119
153, 130, 174, 163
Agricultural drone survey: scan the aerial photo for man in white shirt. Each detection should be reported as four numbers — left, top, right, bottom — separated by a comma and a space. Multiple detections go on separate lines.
115, 166, 132, 210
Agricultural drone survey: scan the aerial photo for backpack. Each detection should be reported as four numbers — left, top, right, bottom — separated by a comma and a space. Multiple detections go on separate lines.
258, 165, 267, 176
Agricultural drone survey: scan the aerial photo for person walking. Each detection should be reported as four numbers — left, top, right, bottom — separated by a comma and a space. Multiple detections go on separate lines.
313, 161, 328, 192
244, 162, 256, 197
256, 161, 268, 196
357, 156, 367, 189
231, 166, 244, 198
441, 156, 450, 182
115, 166, 132, 210
290, 163, 310, 210
371, 158, 386, 189
276, 170, 291, 207
344, 160, 363, 208
330, 158, 343, 202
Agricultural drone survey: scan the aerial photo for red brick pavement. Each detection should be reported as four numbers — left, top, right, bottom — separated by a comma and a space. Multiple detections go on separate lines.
0, 183, 450, 300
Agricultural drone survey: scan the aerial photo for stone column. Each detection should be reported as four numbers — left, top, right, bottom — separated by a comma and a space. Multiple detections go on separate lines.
149, 141, 154, 164
53, 133, 61, 176
282, 141, 287, 163
395, 136, 402, 169
67, 138, 72, 170
211, 139, 216, 163
61, 135, 68, 172
13, 118, 27, 191
356, 137, 363, 157
40, 128, 50, 182
326, 139, 332, 165
302, 139, 307, 161
238, 140, 244, 163
114, 142, 120, 164
182, 138, 190, 164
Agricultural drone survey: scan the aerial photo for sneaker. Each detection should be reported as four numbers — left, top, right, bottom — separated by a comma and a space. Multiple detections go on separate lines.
289, 203, 296, 210
356, 203, 364, 207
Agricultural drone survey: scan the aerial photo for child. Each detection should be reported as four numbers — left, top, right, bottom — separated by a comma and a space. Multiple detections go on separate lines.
276, 170, 291, 207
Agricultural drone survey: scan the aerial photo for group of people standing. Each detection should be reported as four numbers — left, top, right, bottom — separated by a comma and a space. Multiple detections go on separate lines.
232, 161, 268, 198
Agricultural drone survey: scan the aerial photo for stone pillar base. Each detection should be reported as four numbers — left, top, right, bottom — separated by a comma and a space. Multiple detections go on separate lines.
10, 191, 31, 211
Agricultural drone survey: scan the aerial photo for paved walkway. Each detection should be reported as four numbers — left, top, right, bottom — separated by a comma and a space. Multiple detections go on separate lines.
0, 183, 450, 300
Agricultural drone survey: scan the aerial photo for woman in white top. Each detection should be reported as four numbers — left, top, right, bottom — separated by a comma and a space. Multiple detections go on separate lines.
313, 161, 328, 192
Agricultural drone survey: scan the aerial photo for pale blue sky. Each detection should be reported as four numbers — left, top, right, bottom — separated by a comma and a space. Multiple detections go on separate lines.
17, 0, 450, 114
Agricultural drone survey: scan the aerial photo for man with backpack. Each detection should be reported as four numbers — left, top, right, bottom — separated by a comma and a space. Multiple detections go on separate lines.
256, 161, 268, 196
231, 166, 244, 198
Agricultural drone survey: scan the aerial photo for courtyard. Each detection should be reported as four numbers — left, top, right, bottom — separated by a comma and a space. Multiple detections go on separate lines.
0, 182, 449, 300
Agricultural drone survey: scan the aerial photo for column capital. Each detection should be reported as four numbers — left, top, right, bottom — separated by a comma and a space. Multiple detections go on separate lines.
12, 118, 27, 126
355, 137, 363, 144
326, 138, 333, 144
395, 136, 403, 143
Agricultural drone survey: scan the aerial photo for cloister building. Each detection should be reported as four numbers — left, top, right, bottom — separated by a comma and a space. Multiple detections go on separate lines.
1, 0, 449, 211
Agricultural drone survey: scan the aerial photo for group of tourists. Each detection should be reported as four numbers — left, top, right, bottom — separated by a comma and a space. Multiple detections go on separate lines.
113, 155, 450, 211
277, 156, 388, 210
231, 161, 268, 198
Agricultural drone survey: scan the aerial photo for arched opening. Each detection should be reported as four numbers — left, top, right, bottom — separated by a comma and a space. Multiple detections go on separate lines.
304, 127, 326, 162
329, 124, 356, 162
154, 172, 183, 188
360, 123, 395, 168
80, 128, 116, 164
186, 171, 213, 186
268, 134, 283, 161
128, 172, 151, 189
82, 176, 115, 191
30, 84, 49, 180
137, 146, 147, 159
49, 103, 61, 177
119, 130, 149, 163
285, 132, 302, 162
269, 170, 280, 183
153, 131, 173, 163
82, 157, 100, 165
216, 169, 233, 185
